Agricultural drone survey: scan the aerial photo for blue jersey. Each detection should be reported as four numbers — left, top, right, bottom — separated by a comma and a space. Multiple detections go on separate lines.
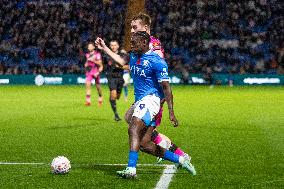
129, 51, 170, 102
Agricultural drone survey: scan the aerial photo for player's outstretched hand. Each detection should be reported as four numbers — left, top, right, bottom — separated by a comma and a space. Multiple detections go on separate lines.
95, 37, 106, 50
170, 112, 179, 127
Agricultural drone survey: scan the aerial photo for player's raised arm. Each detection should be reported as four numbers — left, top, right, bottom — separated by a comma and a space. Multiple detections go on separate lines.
95, 37, 126, 66
160, 81, 179, 127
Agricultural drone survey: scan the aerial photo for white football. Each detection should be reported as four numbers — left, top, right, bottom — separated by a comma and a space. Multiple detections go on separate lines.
51, 156, 71, 174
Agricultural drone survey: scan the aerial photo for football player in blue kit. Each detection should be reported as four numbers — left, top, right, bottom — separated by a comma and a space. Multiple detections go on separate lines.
95, 31, 196, 178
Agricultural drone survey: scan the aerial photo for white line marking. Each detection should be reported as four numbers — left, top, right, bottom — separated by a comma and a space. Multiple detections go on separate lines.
0, 162, 177, 188
0, 162, 170, 167
0, 162, 45, 165
154, 165, 177, 189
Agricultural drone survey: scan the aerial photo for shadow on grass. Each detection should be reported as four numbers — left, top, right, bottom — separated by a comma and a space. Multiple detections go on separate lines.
72, 117, 109, 122
76, 164, 164, 177
47, 123, 100, 130
77, 164, 124, 176
45, 116, 110, 130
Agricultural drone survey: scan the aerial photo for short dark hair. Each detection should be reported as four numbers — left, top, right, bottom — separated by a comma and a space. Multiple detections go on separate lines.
132, 12, 151, 26
110, 40, 119, 45
87, 41, 95, 46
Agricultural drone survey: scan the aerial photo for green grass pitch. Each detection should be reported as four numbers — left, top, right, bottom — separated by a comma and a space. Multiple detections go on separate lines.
0, 85, 283, 188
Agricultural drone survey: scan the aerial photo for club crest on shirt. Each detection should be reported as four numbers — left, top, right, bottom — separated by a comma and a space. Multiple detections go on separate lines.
139, 104, 145, 110
143, 60, 149, 67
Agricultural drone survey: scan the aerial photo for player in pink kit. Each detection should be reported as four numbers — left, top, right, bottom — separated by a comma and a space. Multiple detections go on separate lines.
149, 36, 164, 59
125, 13, 193, 165
85, 42, 103, 106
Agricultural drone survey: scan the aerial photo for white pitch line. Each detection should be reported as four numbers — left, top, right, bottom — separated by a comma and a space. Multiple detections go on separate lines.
0, 162, 177, 189
0, 162, 171, 167
0, 162, 45, 165
154, 165, 177, 189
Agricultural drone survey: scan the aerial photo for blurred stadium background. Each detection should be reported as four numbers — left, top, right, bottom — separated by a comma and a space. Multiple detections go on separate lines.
0, 0, 283, 85
0, 0, 283, 189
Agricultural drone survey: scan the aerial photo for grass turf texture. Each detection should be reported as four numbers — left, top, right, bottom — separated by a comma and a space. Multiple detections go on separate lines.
0, 85, 283, 189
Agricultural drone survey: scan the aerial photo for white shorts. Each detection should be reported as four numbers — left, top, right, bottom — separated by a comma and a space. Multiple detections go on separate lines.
132, 94, 161, 126
123, 73, 131, 85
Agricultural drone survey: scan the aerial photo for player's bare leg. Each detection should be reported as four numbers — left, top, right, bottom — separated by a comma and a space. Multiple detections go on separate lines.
85, 80, 92, 106
152, 130, 191, 165
116, 89, 122, 100
117, 117, 196, 178
110, 90, 121, 121
116, 116, 145, 178
95, 82, 103, 106
124, 105, 134, 125
140, 125, 196, 175
140, 126, 165, 157
151, 101, 192, 164
128, 117, 147, 152
125, 105, 191, 163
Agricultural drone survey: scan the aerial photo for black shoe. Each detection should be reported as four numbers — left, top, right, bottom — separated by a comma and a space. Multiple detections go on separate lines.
115, 115, 121, 121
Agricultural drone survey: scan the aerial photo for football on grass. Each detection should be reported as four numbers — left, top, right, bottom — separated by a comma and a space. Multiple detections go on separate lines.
51, 156, 71, 174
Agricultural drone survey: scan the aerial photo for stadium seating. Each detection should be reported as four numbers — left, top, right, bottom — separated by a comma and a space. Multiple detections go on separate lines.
146, 0, 284, 75
0, 0, 127, 74
0, 0, 283, 75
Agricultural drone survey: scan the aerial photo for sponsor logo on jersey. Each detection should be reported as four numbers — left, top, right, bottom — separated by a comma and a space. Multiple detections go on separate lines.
130, 65, 146, 77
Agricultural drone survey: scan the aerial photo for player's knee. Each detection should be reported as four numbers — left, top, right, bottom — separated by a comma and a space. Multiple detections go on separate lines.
141, 141, 164, 157
86, 81, 91, 86
129, 117, 145, 135
116, 93, 121, 100
110, 91, 117, 100
140, 135, 150, 150
124, 112, 131, 124
140, 141, 151, 153
131, 117, 143, 127
140, 142, 147, 150
125, 116, 131, 125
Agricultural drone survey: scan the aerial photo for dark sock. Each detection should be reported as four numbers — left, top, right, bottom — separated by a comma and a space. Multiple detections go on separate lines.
110, 99, 118, 115
151, 130, 159, 142
169, 142, 178, 153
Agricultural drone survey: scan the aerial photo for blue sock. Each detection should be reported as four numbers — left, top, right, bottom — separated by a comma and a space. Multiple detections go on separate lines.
163, 150, 180, 163
127, 151, 138, 168
124, 86, 128, 98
